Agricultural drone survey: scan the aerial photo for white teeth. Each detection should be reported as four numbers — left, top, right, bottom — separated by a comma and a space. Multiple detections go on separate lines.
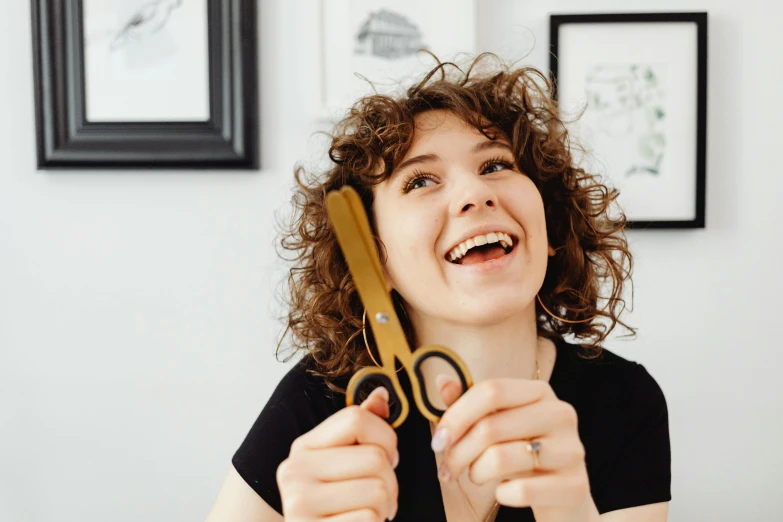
499, 233, 512, 249
447, 232, 515, 263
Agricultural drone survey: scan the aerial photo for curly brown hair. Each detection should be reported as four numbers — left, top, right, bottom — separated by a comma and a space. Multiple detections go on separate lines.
275, 53, 635, 394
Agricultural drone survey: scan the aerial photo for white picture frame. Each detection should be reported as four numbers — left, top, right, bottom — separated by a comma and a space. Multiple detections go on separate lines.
318, 0, 477, 122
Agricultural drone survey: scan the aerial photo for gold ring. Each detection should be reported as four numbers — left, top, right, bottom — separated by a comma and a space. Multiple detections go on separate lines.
525, 440, 542, 471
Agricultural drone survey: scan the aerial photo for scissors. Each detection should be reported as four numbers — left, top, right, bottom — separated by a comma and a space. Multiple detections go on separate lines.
325, 186, 474, 428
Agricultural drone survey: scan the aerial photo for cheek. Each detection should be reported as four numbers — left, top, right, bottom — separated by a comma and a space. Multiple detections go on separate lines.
503, 183, 547, 236
387, 214, 440, 262
381, 212, 444, 287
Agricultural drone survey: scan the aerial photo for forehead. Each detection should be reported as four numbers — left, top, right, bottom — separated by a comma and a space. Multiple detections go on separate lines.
412, 110, 480, 138
406, 110, 505, 151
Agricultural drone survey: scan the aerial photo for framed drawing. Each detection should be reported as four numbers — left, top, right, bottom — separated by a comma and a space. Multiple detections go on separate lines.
550, 13, 707, 228
318, 0, 476, 121
31, 0, 259, 169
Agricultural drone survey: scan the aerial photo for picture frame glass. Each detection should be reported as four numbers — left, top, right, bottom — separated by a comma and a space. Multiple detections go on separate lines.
82, 0, 211, 123
555, 22, 699, 222
320, 0, 476, 118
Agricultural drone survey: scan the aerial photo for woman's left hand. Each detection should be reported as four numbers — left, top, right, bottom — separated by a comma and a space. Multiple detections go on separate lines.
432, 376, 600, 522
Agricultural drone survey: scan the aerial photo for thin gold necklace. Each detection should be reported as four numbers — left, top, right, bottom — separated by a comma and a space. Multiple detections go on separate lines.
445, 356, 540, 522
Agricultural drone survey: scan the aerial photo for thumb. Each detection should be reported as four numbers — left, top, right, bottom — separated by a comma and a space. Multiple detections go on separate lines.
360, 385, 391, 420
435, 374, 463, 408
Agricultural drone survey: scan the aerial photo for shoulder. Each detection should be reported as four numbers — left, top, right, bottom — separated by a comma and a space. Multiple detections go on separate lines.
231, 355, 346, 512
553, 341, 673, 512
553, 338, 666, 406
553, 337, 670, 446
551, 338, 669, 442
264, 355, 347, 428
234, 354, 346, 464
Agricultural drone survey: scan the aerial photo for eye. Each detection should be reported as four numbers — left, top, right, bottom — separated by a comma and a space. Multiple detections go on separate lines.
480, 156, 515, 175
400, 171, 437, 193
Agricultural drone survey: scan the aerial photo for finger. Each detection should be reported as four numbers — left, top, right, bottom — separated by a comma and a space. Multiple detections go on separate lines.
361, 386, 391, 420
303, 445, 399, 506
293, 400, 397, 468
323, 509, 387, 522
468, 434, 584, 484
306, 477, 397, 520
436, 374, 463, 408
432, 379, 554, 453
494, 469, 590, 508
444, 400, 578, 477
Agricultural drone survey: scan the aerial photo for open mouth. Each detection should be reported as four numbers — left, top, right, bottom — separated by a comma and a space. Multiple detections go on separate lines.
446, 232, 517, 266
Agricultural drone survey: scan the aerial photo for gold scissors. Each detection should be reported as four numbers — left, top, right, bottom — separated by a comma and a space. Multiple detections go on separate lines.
325, 186, 474, 428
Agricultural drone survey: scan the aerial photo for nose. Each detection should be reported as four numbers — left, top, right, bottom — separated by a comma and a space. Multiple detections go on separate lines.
449, 174, 499, 216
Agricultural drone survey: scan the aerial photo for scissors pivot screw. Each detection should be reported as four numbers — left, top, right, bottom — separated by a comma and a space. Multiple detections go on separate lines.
375, 312, 389, 324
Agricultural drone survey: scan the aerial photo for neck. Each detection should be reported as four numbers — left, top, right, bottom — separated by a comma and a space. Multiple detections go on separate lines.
409, 303, 545, 390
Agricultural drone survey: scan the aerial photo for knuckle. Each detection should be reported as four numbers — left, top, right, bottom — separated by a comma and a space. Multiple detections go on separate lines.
354, 508, 382, 522
289, 435, 305, 455
472, 445, 502, 484
276, 457, 296, 484
282, 484, 309, 512
367, 445, 387, 470
514, 480, 532, 503
368, 478, 389, 505
486, 444, 505, 472
557, 402, 578, 427
482, 381, 503, 404
346, 406, 365, 430
346, 406, 363, 428
535, 380, 553, 396
572, 439, 586, 462
476, 418, 497, 444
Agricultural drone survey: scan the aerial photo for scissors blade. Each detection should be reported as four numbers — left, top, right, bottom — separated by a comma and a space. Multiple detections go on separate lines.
341, 187, 386, 291
325, 187, 410, 364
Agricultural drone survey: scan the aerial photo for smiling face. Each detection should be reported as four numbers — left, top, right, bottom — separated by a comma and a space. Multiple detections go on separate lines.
372, 110, 551, 328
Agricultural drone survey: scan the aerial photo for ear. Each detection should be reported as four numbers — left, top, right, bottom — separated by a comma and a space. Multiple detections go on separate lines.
382, 266, 395, 293
548, 244, 556, 257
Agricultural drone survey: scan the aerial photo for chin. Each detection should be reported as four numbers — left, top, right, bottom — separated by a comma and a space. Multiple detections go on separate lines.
458, 294, 535, 323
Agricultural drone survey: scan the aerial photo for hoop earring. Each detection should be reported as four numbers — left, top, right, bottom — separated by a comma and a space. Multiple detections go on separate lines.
362, 308, 405, 372
535, 293, 598, 324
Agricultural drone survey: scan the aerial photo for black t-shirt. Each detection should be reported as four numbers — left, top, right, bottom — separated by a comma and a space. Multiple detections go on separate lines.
232, 337, 671, 520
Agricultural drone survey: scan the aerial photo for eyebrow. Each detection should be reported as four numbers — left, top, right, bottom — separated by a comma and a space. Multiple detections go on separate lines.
393, 140, 513, 176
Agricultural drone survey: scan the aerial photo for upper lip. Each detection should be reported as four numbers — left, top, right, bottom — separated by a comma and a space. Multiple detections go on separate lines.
444, 224, 519, 259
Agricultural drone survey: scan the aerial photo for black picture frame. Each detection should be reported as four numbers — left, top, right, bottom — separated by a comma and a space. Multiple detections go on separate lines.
549, 12, 707, 229
31, 0, 259, 169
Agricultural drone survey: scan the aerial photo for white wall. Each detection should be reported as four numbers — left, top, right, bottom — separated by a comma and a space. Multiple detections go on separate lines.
1, 1, 780, 521
477, 1, 783, 521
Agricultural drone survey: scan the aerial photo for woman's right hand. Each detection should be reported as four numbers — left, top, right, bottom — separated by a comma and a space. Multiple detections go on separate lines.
277, 386, 400, 521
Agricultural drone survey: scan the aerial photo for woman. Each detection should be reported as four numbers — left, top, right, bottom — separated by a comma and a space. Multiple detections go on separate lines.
207, 54, 671, 522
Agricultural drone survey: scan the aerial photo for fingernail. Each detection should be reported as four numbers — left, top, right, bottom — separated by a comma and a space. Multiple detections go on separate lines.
435, 373, 451, 390
437, 464, 451, 482
392, 449, 400, 468
374, 386, 389, 402
431, 428, 450, 452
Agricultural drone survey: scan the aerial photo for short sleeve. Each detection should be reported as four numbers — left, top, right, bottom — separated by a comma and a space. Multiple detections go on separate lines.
596, 364, 672, 514
231, 361, 341, 514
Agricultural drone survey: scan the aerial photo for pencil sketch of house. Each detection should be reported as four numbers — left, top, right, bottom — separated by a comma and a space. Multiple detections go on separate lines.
354, 9, 428, 59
